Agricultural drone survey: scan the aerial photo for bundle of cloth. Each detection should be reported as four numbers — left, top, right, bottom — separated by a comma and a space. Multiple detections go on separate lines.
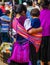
0, 42, 12, 54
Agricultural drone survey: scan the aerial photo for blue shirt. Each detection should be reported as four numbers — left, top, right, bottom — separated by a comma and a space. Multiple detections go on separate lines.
31, 18, 41, 28
26, 10, 32, 20
24, 18, 41, 31
1, 15, 11, 21
0, 15, 11, 32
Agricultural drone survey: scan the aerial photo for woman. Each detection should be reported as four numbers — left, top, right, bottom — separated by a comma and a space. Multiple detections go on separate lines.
9, 4, 29, 65
9, 4, 39, 65
39, 0, 50, 65
26, 0, 50, 65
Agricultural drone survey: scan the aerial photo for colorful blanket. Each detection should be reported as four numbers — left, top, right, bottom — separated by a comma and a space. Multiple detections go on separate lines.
13, 18, 42, 52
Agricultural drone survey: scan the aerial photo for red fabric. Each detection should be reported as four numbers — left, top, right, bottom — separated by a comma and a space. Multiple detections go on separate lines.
0, 6, 5, 13
12, 17, 42, 52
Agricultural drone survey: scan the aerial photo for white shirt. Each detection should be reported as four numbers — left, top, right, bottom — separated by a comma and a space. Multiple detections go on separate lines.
24, 19, 32, 30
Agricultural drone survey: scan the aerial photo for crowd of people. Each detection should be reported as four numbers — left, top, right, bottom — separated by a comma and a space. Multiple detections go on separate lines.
0, 0, 50, 65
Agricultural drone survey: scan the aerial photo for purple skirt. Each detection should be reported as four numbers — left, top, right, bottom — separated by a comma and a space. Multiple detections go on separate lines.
10, 41, 29, 63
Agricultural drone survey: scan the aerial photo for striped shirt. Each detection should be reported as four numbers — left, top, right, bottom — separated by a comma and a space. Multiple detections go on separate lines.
0, 15, 11, 32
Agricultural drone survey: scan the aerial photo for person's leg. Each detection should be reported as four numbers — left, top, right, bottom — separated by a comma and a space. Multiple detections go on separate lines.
47, 36, 50, 65
29, 43, 37, 65
40, 36, 48, 65
37, 45, 41, 65
1, 33, 8, 42
23, 63, 28, 65
9, 61, 28, 65
19, 63, 28, 65
9, 61, 18, 65
0, 33, 2, 45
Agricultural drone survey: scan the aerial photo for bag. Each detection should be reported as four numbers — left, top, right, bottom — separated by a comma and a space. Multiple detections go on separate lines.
10, 41, 29, 63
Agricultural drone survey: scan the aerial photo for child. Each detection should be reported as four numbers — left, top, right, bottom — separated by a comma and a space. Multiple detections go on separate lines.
30, 8, 40, 28
0, 10, 11, 42
24, 8, 40, 31
24, 8, 41, 65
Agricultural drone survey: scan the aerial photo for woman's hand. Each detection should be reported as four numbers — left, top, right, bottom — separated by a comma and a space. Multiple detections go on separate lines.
28, 27, 42, 34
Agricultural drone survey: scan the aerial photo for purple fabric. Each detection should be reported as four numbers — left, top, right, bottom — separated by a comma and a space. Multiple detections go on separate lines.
19, 16, 27, 26
10, 41, 29, 63
12, 16, 26, 31
40, 9, 50, 36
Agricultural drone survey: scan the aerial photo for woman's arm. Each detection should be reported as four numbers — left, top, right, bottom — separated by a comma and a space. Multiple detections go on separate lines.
24, 19, 42, 34
28, 27, 42, 34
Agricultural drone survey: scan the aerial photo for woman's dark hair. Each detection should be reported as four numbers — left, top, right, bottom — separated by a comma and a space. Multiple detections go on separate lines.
40, 0, 50, 9
15, 4, 27, 14
26, 1, 32, 6
30, 8, 40, 17
5, 10, 10, 15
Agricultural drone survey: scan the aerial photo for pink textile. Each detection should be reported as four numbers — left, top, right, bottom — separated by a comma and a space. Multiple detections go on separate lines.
10, 41, 29, 63
12, 17, 42, 52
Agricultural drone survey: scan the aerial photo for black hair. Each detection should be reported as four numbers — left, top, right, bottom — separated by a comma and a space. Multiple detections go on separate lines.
40, 0, 50, 9
26, 1, 32, 6
15, 4, 27, 14
30, 8, 40, 17
5, 10, 10, 15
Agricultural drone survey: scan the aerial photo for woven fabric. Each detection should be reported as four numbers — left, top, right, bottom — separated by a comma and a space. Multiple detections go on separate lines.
10, 41, 29, 63
12, 18, 42, 52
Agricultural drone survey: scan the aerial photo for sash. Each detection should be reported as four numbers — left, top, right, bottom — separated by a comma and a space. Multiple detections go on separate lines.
13, 18, 42, 52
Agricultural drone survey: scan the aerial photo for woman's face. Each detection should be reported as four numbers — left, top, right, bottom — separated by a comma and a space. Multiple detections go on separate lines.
16, 13, 21, 18
21, 11, 26, 16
